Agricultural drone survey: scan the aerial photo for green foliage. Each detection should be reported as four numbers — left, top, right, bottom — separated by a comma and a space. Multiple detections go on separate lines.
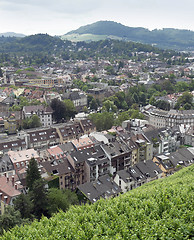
0, 206, 23, 235
127, 109, 145, 119
14, 194, 33, 219
89, 112, 114, 131
102, 100, 117, 112
82, 106, 88, 113
63, 99, 77, 119
154, 100, 170, 111
9, 97, 41, 112
22, 115, 41, 129
51, 98, 66, 122
175, 92, 193, 110
104, 65, 116, 75
30, 178, 48, 219
89, 98, 98, 111
0, 34, 66, 54
1, 165, 193, 239
47, 189, 79, 216
48, 177, 59, 189
25, 67, 35, 71
51, 98, 76, 122
73, 79, 93, 92
26, 158, 41, 191
114, 111, 129, 125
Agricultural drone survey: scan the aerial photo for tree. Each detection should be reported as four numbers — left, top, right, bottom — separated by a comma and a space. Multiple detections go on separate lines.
132, 92, 139, 103
22, 115, 41, 129
90, 98, 98, 111
63, 99, 77, 119
30, 115, 41, 128
47, 188, 78, 216
162, 80, 174, 93
128, 109, 145, 119
14, 193, 33, 219
82, 106, 88, 113
50, 98, 67, 123
114, 111, 130, 126
104, 65, 116, 75
102, 100, 117, 112
175, 82, 189, 92
0, 206, 23, 234
118, 61, 124, 70
30, 178, 48, 219
87, 95, 94, 107
89, 112, 114, 131
149, 96, 156, 105
177, 92, 193, 106
131, 103, 139, 110
0, 67, 3, 77
26, 158, 41, 191
155, 100, 170, 111
183, 102, 192, 110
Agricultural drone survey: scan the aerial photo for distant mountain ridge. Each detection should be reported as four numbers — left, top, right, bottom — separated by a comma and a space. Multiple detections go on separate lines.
0, 32, 26, 37
65, 21, 194, 50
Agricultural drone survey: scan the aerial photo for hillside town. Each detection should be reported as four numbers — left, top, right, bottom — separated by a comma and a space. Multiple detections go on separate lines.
0, 0, 194, 237
0, 48, 194, 214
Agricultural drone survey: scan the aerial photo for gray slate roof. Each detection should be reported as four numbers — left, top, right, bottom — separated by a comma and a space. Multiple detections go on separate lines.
78, 174, 121, 203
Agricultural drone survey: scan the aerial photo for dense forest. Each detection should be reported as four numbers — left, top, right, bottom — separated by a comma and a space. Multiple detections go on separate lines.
0, 164, 193, 239
0, 34, 180, 63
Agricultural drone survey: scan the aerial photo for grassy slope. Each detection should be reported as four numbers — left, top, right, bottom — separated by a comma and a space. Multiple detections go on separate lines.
61, 33, 122, 42
1, 165, 194, 240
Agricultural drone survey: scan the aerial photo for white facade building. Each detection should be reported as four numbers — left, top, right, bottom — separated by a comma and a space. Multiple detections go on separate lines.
23, 105, 53, 127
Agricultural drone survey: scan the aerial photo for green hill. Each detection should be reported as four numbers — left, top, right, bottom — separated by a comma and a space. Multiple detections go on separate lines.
0, 34, 70, 54
1, 165, 193, 239
64, 21, 194, 50
0, 32, 25, 38
0, 34, 179, 62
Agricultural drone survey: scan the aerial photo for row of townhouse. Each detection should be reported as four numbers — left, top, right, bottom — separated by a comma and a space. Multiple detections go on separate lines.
77, 146, 194, 203
1, 126, 194, 209
142, 106, 194, 129
41, 131, 154, 191
1, 141, 193, 210
153, 147, 194, 176
114, 160, 163, 193
0, 119, 96, 153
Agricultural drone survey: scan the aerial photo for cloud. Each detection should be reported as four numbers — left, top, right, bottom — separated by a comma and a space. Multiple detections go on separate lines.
0, 0, 194, 35
0, 0, 101, 14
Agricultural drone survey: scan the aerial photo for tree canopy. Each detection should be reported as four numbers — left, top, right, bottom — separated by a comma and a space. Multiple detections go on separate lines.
26, 158, 41, 191
50, 98, 77, 123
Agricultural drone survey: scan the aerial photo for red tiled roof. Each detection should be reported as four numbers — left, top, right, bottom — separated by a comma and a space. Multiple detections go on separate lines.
0, 176, 21, 198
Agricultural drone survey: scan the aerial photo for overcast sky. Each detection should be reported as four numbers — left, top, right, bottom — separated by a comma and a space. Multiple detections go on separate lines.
0, 0, 193, 36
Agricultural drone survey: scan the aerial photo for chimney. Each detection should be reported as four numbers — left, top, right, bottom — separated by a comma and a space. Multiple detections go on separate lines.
12, 176, 14, 186
14, 184, 18, 190
7, 177, 9, 182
